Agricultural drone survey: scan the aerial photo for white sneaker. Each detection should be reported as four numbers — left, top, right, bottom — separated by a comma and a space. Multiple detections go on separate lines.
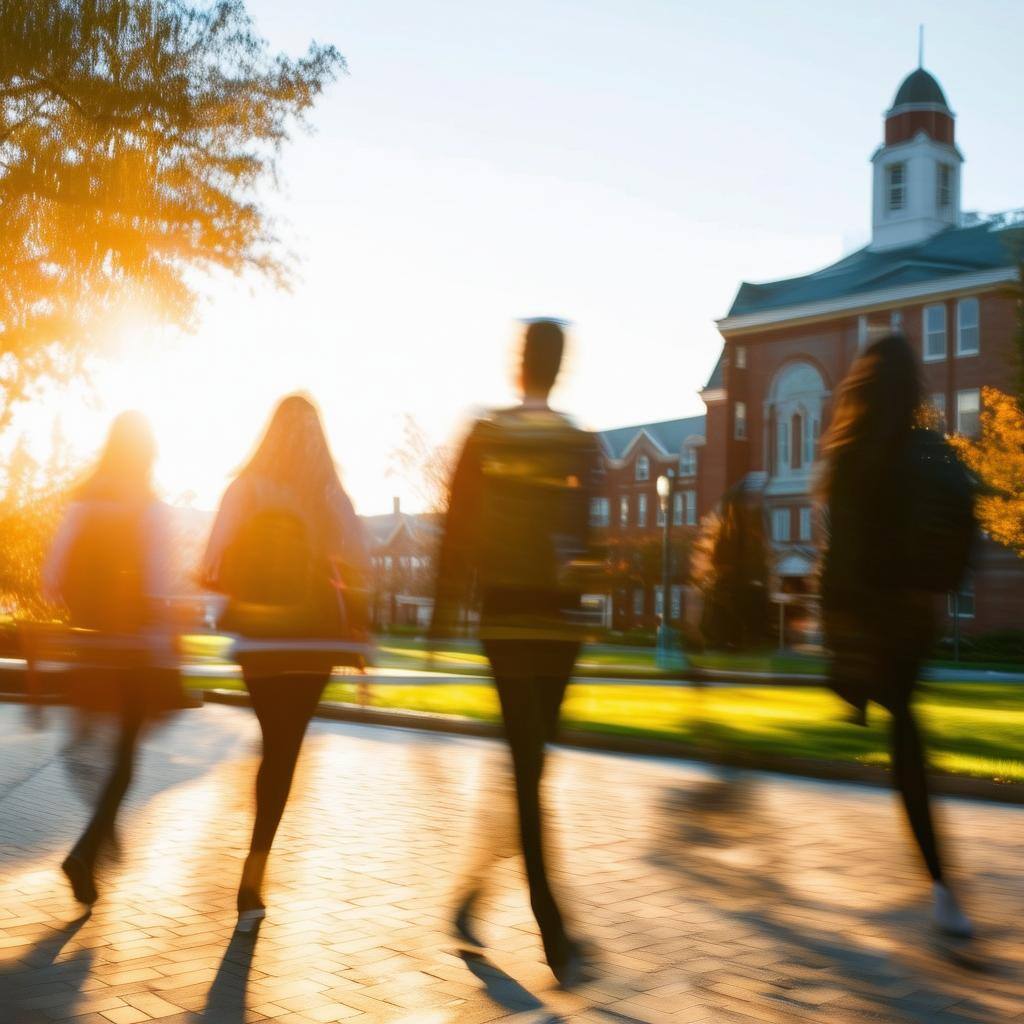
235, 907, 266, 934
933, 882, 973, 939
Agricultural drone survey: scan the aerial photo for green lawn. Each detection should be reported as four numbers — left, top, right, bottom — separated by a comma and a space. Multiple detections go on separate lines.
200, 673, 1024, 785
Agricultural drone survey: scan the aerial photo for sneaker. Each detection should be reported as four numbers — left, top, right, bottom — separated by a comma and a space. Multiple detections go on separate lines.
236, 888, 266, 934
62, 854, 97, 906
548, 939, 595, 989
933, 882, 973, 939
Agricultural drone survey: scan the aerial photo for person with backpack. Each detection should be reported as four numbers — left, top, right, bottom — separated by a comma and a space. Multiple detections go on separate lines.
429, 319, 603, 987
819, 333, 975, 938
42, 410, 178, 905
201, 394, 371, 932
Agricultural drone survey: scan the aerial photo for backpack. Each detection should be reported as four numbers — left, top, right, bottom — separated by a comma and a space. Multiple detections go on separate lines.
474, 412, 596, 595
900, 428, 976, 593
61, 503, 148, 634
218, 507, 343, 638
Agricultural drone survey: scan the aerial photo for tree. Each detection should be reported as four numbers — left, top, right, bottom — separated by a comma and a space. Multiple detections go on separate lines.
387, 415, 457, 513
691, 481, 771, 650
0, 0, 344, 425
949, 386, 1024, 558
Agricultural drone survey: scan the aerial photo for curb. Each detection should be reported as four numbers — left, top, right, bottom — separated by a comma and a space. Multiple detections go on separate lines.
200, 688, 1024, 807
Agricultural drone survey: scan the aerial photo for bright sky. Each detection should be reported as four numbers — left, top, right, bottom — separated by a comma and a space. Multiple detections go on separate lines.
16, 0, 1024, 513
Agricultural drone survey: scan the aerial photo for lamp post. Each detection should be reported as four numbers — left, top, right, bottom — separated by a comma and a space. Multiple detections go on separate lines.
656, 471, 684, 670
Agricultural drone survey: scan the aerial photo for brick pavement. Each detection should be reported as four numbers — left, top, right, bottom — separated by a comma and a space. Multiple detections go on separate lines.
0, 702, 1022, 1024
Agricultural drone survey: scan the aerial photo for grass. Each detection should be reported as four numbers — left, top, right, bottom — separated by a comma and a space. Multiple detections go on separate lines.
198, 668, 1024, 785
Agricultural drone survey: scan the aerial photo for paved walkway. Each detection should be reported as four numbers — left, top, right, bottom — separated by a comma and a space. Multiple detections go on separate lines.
1, 703, 1023, 1024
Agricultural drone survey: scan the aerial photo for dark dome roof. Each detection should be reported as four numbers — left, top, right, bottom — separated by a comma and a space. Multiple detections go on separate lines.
892, 68, 950, 109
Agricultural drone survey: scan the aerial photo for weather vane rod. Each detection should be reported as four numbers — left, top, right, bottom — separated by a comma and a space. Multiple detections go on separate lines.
918, 24, 924, 68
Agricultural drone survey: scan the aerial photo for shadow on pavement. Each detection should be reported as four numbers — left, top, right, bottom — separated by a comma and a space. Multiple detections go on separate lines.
647, 775, 1021, 1023
191, 926, 259, 1023
458, 950, 545, 1013
0, 913, 94, 1023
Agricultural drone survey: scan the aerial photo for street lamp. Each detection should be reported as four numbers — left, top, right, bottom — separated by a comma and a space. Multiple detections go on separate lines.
655, 471, 686, 670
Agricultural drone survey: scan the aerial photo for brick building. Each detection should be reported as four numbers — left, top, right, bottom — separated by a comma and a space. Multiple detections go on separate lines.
596, 64, 1024, 637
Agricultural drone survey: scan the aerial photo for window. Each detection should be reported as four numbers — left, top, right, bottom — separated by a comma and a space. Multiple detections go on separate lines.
887, 162, 906, 211
683, 489, 697, 526
734, 345, 747, 370
956, 389, 980, 437
798, 507, 812, 541
619, 495, 630, 528
791, 413, 803, 470
734, 401, 747, 440
635, 455, 650, 481
637, 493, 648, 528
937, 164, 953, 208
670, 585, 683, 621
923, 304, 947, 361
777, 419, 790, 469
680, 445, 697, 476
589, 497, 609, 527
632, 588, 644, 617
947, 579, 975, 619
931, 393, 947, 430
857, 315, 869, 348
956, 297, 979, 357
656, 501, 666, 527
654, 586, 664, 617
672, 491, 683, 527
771, 508, 790, 542
890, 309, 903, 331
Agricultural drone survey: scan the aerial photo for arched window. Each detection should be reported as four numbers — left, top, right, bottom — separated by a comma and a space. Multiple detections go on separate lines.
769, 362, 825, 478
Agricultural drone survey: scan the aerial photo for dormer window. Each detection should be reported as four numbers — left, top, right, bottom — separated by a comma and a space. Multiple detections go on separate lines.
937, 164, 953, 208
679, 445, 697, 476
887, 163, 906, 211
635, 455, 650, 481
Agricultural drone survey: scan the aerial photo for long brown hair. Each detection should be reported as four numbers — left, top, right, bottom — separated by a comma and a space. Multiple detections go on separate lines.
237, 393, 345, 516
74, 410, 156, 503
819, 333, 922, 494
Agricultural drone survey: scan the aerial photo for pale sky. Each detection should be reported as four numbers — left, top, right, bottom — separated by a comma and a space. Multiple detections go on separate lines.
18, 0, 1024, 513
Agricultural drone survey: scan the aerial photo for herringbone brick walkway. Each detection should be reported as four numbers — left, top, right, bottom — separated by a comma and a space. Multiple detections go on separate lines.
1, 702, 1022, 1023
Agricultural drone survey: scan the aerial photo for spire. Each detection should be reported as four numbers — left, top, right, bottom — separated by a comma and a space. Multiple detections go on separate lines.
918, 24, 924, 69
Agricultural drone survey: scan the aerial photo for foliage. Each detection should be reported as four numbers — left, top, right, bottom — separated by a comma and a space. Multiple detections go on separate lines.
0, 438, 72, 617
0, 0, 344, 424
386, 414, 457, 513
949, 386, 1024, 558
692, 483, 772, 650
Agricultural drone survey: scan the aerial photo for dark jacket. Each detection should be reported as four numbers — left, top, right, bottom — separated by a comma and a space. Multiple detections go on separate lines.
820, 443, 934, 709
430, 406, 603, 642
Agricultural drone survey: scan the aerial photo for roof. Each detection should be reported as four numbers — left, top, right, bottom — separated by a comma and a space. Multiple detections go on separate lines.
892, 68, 949, 110
703, 351, 725, 391
360, 511, 442, 550
727, 221, 1024, 319
598, 416, 705, 460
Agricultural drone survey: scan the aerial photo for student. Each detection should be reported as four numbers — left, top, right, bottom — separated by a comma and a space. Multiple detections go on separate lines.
819, 333, 973, 938
202, 394, 371, 931
43, 411, 177, 905
430, 319, 602, 986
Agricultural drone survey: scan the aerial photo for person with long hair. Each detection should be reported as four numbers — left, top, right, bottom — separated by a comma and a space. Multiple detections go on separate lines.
202, 394, 371, 931
43, 410, 176, 905
819, 333, 973, 938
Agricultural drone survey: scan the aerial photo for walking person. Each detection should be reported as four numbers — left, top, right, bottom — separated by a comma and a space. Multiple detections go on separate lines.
201, 394, 371, 931
430, 319, 603, 986
43, 411, 179, 905
819, 333, 974, 938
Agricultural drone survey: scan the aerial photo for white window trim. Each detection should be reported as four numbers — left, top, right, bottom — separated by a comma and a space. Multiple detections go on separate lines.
635, 455, 650, 481
771, 508, 790, 543
637, 493, 648, 528
955, 388, 980, 437
684, 490, 697, 527
734, 401, 747, 440
922, 304, 947, 363
955, 297, 980, 358
887, 162, 906, 213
